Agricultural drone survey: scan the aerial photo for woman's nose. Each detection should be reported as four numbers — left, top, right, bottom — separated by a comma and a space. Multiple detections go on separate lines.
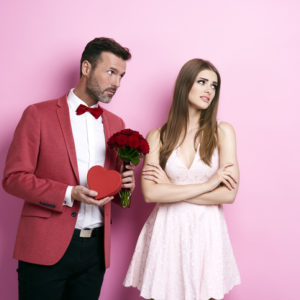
204, 85, 211, 94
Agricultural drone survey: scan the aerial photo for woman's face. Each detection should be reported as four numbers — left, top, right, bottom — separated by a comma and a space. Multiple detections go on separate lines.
188, 69, 218, 110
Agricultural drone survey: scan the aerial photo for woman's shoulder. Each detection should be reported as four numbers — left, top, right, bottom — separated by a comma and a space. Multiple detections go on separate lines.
145, 128, 163, 154
217, 120, 235, 132
217, 121, 236, 141
146, 127, 161, 141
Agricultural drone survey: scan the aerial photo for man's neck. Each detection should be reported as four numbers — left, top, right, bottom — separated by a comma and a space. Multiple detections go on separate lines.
73, 82, 96, 107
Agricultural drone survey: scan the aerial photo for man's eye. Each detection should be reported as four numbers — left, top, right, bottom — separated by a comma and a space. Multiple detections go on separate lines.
107, 70, 113, 75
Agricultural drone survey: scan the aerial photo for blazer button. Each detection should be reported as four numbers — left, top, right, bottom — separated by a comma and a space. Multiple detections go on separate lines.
71, 212, 77, 217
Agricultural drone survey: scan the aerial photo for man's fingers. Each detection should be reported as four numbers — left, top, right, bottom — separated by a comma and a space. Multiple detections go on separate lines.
97, 196, 114, 206
122, 170, 134, 178
124, 164, 135, 170
88, 190, 98, 197
122, 176, 134, 183
89, 196, 114, 206
122, 183, 135, 189
73, 186, 98, 197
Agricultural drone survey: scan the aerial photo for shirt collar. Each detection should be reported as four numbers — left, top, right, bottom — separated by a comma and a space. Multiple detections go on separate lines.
67, 88, 99, 111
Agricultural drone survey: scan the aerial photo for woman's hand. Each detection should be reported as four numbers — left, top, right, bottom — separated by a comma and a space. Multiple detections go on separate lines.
142, 163, 170, 184
206, 163, 238, 191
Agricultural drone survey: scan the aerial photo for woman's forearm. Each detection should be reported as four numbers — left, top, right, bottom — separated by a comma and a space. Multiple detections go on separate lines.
186, 185, 238, 205
142, 180, 211, 203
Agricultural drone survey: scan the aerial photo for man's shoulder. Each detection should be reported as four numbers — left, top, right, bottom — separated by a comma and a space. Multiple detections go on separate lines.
21, 95, 68, 119
30, 95, 67, 110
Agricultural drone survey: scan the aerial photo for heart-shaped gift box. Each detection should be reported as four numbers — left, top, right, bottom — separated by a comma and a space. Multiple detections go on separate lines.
87, 165, 122, 199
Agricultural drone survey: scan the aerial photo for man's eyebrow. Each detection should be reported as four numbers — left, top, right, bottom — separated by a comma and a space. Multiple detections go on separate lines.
110, 67, 126, 76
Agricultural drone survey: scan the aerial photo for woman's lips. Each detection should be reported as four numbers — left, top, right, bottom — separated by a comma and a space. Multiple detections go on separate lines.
200, 96, 210, 103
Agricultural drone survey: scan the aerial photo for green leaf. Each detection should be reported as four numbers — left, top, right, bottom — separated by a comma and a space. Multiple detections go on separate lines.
117, 146, 142, 165
131, 157, 140, 165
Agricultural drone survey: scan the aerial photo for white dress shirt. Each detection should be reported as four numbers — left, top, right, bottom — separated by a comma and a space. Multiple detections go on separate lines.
64, 89, 106, 229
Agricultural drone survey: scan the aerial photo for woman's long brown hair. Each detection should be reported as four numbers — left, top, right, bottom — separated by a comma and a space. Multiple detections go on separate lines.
159, 59, 221, 169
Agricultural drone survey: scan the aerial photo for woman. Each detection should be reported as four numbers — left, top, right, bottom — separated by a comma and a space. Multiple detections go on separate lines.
124, 59, 241, 300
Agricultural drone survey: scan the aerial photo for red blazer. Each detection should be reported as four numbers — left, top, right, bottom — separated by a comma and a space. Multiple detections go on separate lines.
2, 95, 124, 268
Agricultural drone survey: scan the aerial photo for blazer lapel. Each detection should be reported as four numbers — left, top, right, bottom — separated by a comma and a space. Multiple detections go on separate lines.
102, 110, 112, 169
56, 95, 80, 184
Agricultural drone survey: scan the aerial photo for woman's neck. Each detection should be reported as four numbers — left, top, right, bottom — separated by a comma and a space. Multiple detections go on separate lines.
187, 107, 201, 131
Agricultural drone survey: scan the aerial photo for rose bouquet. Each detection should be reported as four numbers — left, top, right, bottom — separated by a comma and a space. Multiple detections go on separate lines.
107, 129, 149, 207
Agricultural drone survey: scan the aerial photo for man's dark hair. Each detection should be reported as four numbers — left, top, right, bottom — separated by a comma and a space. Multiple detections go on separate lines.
80, 37, 131, 77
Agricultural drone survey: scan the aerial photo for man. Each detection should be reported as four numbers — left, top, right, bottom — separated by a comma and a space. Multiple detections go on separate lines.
2, 37, 135, 300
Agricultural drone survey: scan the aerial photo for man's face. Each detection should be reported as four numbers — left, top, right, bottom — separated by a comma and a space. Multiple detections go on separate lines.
85, 52, 127, 104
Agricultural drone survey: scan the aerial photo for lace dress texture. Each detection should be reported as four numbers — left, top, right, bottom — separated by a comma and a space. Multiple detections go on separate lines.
124, 145, 241, 300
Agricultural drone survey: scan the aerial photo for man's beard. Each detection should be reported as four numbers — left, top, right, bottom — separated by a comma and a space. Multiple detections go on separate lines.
86, 76, 115, 104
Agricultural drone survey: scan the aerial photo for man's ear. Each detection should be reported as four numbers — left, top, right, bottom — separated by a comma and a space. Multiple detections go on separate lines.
81, 60, 92, 77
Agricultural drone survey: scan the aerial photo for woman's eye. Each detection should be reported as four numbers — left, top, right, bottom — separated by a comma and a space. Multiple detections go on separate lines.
107, 70, 113, 75
197, 80, 205, 85
212, 84, 218, 90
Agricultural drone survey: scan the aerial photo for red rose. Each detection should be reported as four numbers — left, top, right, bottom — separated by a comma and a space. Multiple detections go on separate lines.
128, 135, 140, 148
107, 135, 116, 147
139, 139, 150, 155
108, 128, 149, 156
115, 134, 128, 147
121, 129, 137, 136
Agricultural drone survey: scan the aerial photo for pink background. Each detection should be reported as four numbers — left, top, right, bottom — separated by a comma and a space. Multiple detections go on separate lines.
1, 0, 300, 299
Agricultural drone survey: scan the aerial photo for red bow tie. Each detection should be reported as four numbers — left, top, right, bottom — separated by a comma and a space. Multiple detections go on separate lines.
76, 104, 103, 119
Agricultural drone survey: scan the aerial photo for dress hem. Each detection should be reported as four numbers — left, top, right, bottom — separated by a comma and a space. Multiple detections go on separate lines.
123, 280, 241, 300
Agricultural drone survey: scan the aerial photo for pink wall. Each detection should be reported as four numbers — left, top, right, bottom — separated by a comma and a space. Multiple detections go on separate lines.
1, 0, 300, 299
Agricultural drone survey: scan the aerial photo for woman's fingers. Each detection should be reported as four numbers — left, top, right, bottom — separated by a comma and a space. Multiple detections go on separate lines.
143, 163, 169, 184
142, 169, 160, 177
223, 163, 234, 168
143, 167, 166, 178
146, 163, 163, 171
221, 179, 232, 190
143, 175, 159, 183
223, 175, 236, 189
223, 171, 238, 184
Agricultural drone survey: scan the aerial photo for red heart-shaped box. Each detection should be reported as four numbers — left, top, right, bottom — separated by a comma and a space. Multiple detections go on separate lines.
87, 165, 122, 199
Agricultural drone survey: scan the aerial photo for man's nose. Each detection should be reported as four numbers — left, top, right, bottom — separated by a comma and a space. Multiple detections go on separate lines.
111, 76, 121, 88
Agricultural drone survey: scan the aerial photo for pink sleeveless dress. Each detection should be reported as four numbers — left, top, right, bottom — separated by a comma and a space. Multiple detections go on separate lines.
124, 145, 241, 300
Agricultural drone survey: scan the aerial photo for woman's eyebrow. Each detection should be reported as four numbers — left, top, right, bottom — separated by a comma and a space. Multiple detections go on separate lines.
198, 77, 218, 85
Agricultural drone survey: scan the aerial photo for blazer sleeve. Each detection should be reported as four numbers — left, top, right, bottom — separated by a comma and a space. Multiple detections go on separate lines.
2, 105, 67, 213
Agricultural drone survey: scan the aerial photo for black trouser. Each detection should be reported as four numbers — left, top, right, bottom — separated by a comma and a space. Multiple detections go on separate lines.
18, 227, 105, 300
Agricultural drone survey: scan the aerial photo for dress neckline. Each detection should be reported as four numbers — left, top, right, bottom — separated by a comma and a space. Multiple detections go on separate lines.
175, 144, 200, 170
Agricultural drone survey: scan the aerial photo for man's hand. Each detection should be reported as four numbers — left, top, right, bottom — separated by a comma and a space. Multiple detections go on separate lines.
121, 164, 135, 192
71, 185, 113, 206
